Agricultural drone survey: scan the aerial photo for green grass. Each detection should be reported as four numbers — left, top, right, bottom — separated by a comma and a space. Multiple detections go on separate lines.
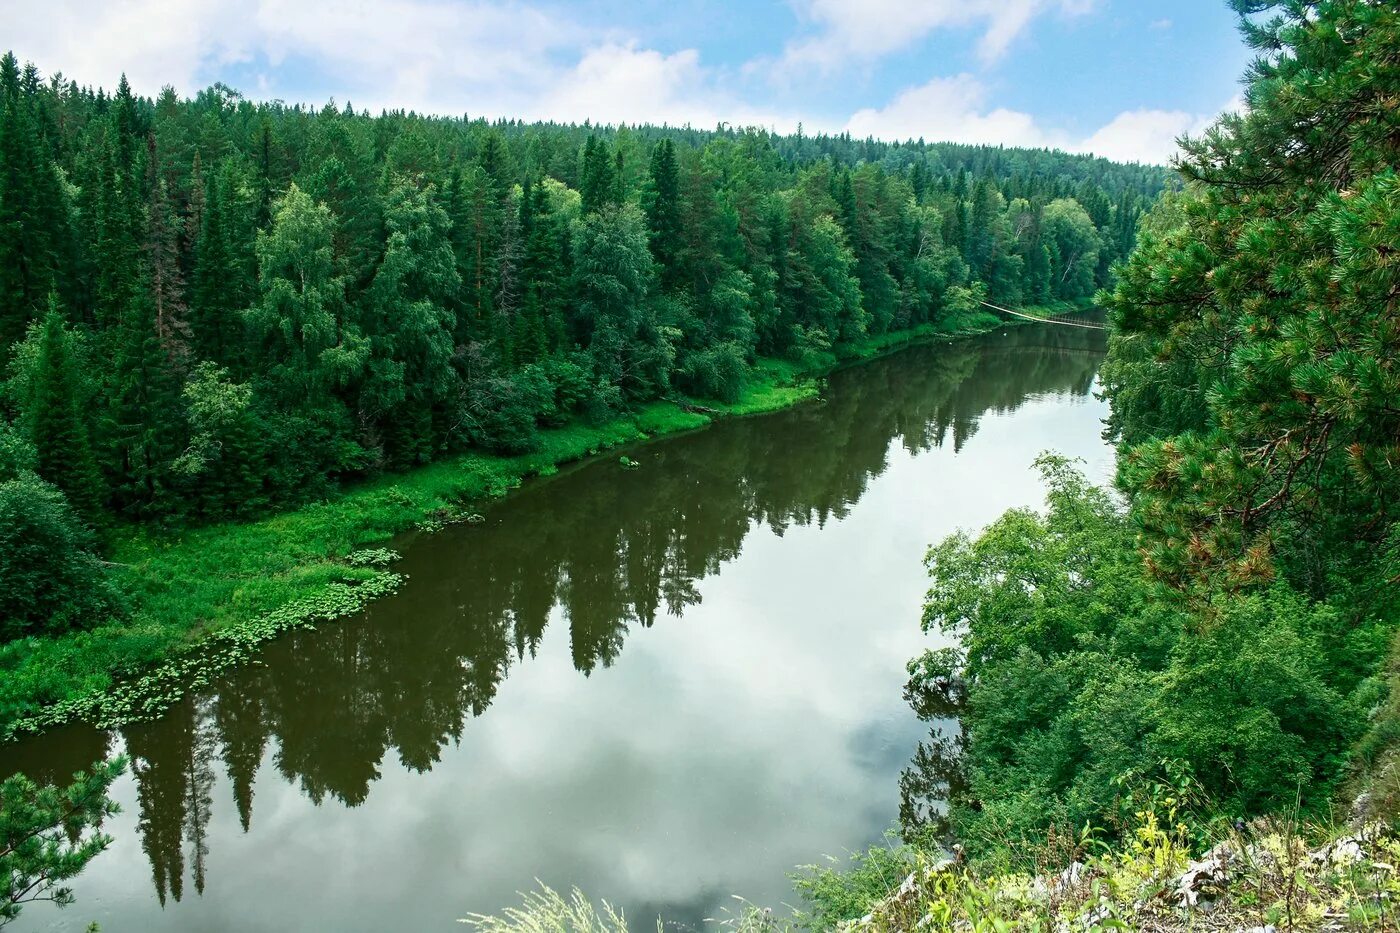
0, 304, 1089, 739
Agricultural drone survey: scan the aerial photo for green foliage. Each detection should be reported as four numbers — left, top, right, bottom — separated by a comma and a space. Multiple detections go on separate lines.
1, 757, 124, 928
344, 547, 399, 567
1101, 0, 1400, 593
0, 476, 122, 641
0, 422, 35, 481
792, 832, 923, 929
462, 884, 636, 933
677, 341, 749, 404
814, 809, 1400, 932
1040, 198, 1099, 301
904, 0, 1400, 889
0, 51, 1148, 533
364, 175, 461, 465
913, 457, 1380, 853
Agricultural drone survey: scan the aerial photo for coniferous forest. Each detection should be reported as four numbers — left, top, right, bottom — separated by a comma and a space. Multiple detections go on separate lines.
0, 50, 1160, 645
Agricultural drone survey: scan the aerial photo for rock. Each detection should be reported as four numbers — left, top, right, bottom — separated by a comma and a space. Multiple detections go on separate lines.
1174, 841, 1240, 907
1057, 861, 1086, 888
1309, 824, 1382, 866
1351, 790, 1373, 825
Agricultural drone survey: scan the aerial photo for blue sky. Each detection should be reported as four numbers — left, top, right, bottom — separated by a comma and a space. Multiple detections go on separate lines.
3, 1, 1252, 163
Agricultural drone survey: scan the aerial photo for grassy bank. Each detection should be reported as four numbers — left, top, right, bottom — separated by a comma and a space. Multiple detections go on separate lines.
0, 304, 1085, 740
467, 814, 1400, 931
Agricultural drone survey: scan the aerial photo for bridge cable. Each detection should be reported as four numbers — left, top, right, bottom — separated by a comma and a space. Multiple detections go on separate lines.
977, 299, 1108, 331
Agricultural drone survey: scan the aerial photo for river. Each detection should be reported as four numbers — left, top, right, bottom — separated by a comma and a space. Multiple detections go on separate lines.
1, 323, 1113, 932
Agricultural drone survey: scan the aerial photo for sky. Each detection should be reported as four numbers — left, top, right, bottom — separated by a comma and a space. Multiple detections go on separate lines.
1, 0, 1253, 164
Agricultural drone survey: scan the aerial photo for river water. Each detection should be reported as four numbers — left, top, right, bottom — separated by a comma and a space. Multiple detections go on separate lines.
2, 324, 1112, 932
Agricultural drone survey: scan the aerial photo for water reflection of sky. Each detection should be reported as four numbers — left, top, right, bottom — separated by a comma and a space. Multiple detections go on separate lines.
9, 335, 1114, 933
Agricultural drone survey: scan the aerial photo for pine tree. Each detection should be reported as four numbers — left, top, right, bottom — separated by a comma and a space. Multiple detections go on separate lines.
643, 139, 683, 291
92, 107, 145, 332
24, 303, 106, 523
0, 53, 72, 349
1102, 0, 1400, 591
446, 163, 503, 345
580, 136, 618, 215
146, 134, 190, 364
191, 166, 232, 362
521, 178, 567, 357
513, 178, 547, 364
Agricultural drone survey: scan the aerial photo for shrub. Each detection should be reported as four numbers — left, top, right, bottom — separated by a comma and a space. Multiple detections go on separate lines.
0, 477, 123, 641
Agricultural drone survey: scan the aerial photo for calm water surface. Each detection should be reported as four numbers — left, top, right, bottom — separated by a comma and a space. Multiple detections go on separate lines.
2, 324, 1112, 932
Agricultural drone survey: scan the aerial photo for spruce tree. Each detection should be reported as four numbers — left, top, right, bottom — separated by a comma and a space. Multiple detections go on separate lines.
24, 303, 106, 524
580, 136, 618, 215
0, 52, 70, 349
643, 139, 683, 291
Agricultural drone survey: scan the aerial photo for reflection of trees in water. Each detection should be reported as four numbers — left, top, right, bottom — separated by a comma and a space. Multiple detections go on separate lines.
898, 672, 969, 843
124, 698, 217, 904
0, 327, 1103, 903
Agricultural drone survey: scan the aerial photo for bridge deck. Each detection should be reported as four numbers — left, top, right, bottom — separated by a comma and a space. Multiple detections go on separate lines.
979, 300, 1108, 330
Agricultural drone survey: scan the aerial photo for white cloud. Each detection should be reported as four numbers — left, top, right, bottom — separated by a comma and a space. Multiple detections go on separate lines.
777, 0, 1098, 72
1, 0, 253, 95
248, 0, 576, 114
1077, 107, 1195, 163
1, 1, 1237, 161
1150, 18, 1173, 30
1, 0, 796, 129
524, 43, 791, 129
844, 74, 1233, 164
846, 73, 1054, 148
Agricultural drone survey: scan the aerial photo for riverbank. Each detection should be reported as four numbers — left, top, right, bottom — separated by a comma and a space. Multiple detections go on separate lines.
469, 814, 1400, 931
0, 303, 1091, 741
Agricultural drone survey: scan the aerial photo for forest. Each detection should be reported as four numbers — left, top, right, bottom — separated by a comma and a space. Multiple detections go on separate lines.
0, 50, 1162, 649
0, 58, 1163, 923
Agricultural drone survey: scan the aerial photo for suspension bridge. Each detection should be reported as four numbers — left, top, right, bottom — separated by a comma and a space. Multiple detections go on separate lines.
978, 299, 1108, 331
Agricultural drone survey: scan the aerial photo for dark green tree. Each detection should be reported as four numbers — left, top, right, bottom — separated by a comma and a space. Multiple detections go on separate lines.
17, 307, 105, 523
0, 475, 122, 639
643, 139, 683, 291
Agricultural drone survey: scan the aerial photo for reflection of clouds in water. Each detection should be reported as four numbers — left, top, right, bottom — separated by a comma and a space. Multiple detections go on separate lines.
3, 331, 1114, 932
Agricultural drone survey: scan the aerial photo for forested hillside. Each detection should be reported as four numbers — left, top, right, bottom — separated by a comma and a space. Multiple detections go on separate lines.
0, 53, 1162, 645
831, 2, 1400, 926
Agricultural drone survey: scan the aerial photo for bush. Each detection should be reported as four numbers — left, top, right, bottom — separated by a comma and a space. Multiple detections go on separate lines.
676, 341, 749, 404
0, 477, 123, 641
918, 457, 1381, 853
467, 374, 549, 453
